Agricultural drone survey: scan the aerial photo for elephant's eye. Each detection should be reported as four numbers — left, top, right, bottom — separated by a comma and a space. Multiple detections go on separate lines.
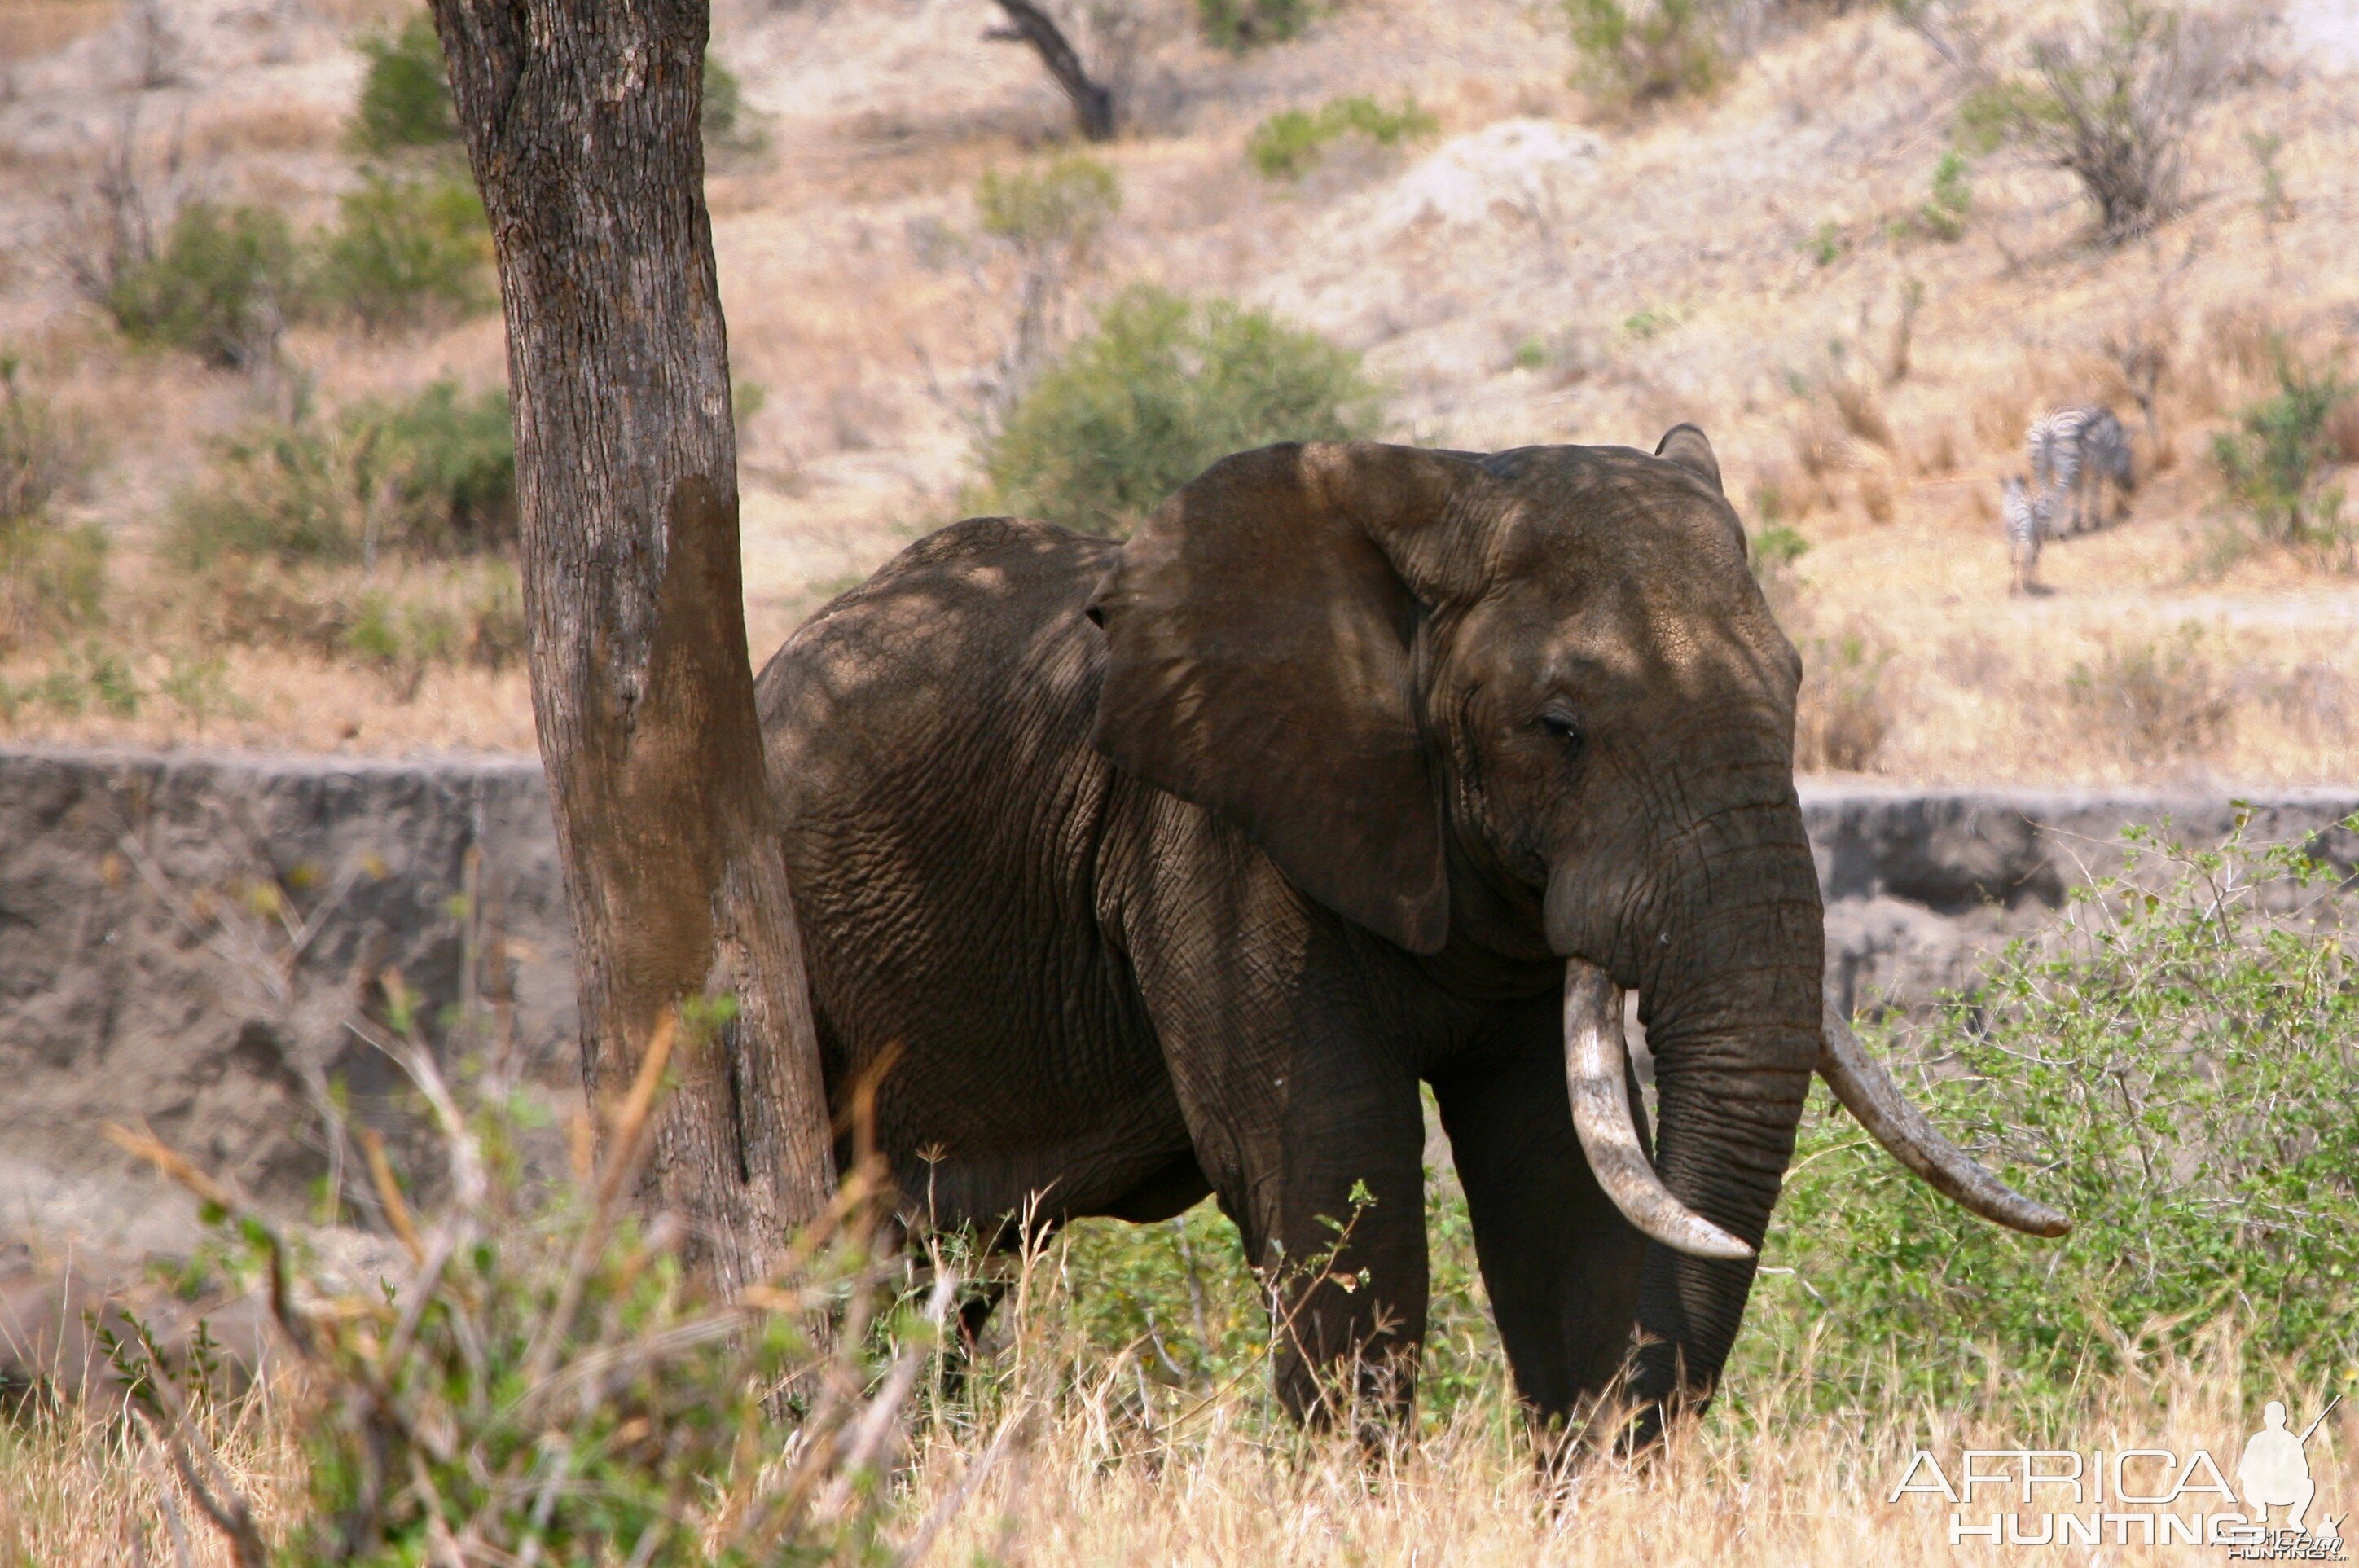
1538, 709, 1586, 753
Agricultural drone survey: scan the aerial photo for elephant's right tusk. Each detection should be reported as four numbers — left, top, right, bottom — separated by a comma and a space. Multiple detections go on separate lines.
1562, 960, 1755, 1261
1817, 998, 2071, 1238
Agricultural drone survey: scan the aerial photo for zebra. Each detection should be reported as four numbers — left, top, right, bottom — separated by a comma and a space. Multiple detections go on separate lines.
2002, 474, 2047, 595
2027, 404, 2135, 535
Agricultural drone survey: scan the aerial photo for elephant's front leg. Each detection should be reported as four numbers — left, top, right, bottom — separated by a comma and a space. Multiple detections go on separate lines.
1430, 996, 1647, 1435
1124, 871, 1430, 1425
1248, 1051, 1430, 1426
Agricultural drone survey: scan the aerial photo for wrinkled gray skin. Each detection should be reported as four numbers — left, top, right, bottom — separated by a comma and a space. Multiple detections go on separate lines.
756, 432, 1819, 1438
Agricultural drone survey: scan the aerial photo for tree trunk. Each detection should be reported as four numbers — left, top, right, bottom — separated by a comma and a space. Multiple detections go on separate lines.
989, 0, 1117, 142
428, 0, 836, 1292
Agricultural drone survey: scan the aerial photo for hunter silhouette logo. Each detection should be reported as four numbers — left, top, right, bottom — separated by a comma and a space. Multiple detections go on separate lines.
2239, 1401, 2322, 1531
1887, 1394, 2345, 1556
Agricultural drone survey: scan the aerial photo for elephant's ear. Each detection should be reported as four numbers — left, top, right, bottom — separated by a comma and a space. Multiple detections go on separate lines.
1654, 423, 1746, 556
1087, 442, 1479, 955
1653, 424, 1724, 494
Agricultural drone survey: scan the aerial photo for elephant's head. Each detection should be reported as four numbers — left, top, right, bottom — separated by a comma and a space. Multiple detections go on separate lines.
1086, 434, 2064, 1416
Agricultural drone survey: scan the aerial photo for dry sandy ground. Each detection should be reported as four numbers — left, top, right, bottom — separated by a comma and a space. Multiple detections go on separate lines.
0, 0, 2356, 780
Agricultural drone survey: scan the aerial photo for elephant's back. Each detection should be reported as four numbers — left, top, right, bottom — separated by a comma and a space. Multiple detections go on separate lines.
753, 518, 1173, 1214
756, 516, 1117, 812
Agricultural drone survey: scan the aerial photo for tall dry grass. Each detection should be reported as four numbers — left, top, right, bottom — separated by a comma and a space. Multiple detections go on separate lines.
6, 1276, 2348, 1564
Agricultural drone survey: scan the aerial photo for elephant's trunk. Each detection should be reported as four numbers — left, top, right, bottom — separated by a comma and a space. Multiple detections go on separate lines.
1562, 959, 1751, 1260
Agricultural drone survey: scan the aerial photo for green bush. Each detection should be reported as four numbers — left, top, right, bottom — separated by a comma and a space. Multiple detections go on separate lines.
1247, 96, 1439, 180
1748, 820, 2359, 1415
1919, 149, 1972, 240
0, 642, 138, 720
104, 203, 297, 369
350, 11, 458, 153
1749, 521, 1810, 576
977, 154, 1122, 254
2213, 350, 2352, 544
369, 380, 516, 553
311, 173, 494, 332
1197, 0, 1316, 53
703, 53, 754, 150
977, 286, 1386, 535
1565, 0, 1724, 104
168, 380, 514, 569
105, 999, 947, 1564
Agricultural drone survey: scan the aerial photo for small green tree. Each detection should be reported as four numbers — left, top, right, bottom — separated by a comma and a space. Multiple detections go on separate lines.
167, 380, 516, 569
1919, 149, 1973, 239
311, 173, 494, 332
978, 286, 1386, 535
1565, 0, 1724, 104
103, 203, 297, 368
351, 11, 459, 153
1198, 0, 1316, 53
702, 54, 760, 152
2212, 350, 2351, 543
976, 155, 1123, 384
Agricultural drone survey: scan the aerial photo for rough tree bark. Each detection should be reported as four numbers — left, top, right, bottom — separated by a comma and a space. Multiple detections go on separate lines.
987, 0, 1117, 142
428, 0, 836, 1291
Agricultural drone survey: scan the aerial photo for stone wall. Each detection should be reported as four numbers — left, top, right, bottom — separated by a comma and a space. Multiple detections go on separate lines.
3, 744, 2353, 1251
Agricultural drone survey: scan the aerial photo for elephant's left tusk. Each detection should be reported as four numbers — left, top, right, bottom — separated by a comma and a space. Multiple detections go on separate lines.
1817, 998, 2071, 1238
1562, 960, 1755, 1262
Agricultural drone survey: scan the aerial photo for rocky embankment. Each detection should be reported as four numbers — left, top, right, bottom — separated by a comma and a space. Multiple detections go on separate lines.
3, 744, 2355, 1254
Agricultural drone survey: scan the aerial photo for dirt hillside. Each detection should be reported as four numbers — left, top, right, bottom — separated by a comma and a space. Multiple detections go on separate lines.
1, 0, 2355, 781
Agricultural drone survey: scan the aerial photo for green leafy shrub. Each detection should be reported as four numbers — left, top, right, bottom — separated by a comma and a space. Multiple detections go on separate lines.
168, 380, 514, 569
703, 53, 759, 151
1750, 820, 2359, 1415
1197, 0, 1316, 53
1919, 149, 1972, 240
103, 203, 297, 369
0, 642, 139, 720
1749, 522, 1810, 576
350, 11, 457, 153
1565, 0, 1724, 104
2213, 350, 2352, 544
105, 1001, 955, 1564
977, 286, 1386, 535
310, 173, 494, 332
977, 154, 1122, 255
369, 379, 517, 553
1247, 96, 1439, 180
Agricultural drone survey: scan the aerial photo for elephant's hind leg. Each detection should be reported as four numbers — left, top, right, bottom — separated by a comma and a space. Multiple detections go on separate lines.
1431, 996, 1647, 1434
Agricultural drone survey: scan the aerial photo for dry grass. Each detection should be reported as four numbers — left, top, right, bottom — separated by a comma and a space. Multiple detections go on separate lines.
0, 0, 121, 67
4, 1294, 2349, 1564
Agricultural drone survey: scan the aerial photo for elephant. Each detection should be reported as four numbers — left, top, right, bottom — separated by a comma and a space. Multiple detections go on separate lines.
753, 429, 2066, 1438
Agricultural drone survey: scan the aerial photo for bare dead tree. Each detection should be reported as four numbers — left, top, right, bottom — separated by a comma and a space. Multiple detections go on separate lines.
55, 102, 185, 309
986, 0, 1117, 141
1939, 0, 2264, 248
426, 0, 837, 1289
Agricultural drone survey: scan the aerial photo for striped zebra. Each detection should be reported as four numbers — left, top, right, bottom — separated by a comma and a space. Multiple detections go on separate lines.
2027, 404, 2135, 535
2002, 474, 2046, 594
